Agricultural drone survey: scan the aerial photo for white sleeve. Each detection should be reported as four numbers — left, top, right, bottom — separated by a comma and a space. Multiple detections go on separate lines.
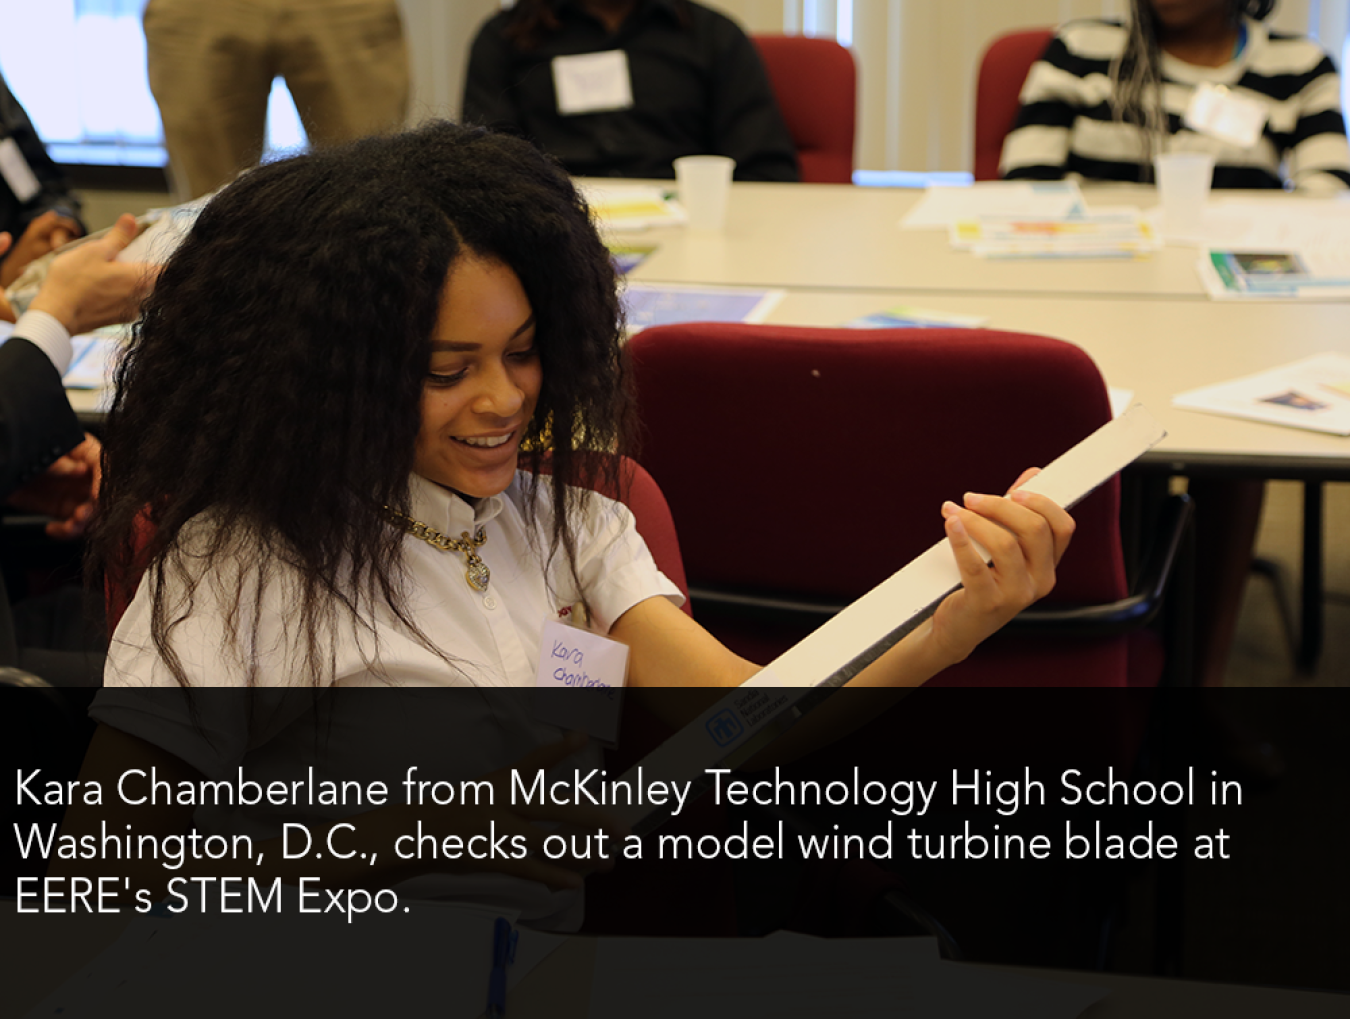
566, 490, 684, 633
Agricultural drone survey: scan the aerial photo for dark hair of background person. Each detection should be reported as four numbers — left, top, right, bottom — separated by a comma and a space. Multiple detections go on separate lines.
1115, 0, 1278, 161
504, 0, 692, 49
90, 121, 633, 687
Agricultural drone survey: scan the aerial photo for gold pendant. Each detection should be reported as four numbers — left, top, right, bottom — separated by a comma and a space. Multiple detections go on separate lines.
465, 555, 491, 593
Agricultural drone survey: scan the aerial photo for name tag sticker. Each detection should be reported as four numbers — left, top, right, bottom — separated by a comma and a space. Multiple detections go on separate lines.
1184, 82, 1267, 149
552, 50, 634, 115
532, 619, 629, 745
0, 138, 41, 203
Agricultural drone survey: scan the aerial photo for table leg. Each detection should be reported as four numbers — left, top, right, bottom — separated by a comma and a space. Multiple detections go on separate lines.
1297, 480, 1324, 675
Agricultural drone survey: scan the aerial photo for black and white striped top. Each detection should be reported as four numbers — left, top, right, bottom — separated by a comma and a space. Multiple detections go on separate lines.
1000, 18, 1350, 192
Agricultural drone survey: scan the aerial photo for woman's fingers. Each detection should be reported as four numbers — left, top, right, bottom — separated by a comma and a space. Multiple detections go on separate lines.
944, 487, 1074, 603
1008, 488, 1075, 564
941, 506, 1001, 602
1002, 466, 1075, 564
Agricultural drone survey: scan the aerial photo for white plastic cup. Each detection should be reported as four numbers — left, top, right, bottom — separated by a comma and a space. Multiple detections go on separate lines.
674, 155, 736, 231
1153, 152, 1214, 238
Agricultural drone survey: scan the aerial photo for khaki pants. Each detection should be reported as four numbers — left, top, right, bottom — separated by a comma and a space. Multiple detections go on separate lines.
145, 0, 410, 199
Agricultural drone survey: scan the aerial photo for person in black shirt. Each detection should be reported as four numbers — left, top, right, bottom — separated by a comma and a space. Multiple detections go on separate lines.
462, 0, 799, 181
0, 70, 84, 287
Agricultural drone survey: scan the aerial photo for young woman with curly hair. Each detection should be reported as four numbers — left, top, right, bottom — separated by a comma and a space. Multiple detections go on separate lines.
64, 122, 1070, 919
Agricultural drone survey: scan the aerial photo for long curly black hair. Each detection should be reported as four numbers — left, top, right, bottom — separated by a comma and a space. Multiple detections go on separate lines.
1115, 0, 1277, 172
91, 122, 632, 686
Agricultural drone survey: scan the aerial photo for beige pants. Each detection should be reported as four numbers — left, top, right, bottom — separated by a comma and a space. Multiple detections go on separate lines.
145, 0, 409, 199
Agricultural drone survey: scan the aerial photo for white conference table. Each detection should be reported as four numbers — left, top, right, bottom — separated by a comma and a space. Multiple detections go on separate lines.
623, 182, 1350, 301
611, 180, 1350, 669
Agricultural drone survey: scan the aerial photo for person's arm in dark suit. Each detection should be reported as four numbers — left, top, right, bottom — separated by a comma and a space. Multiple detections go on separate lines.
0, 327, 85, 501
2, 215, 157, 537
0, 71, 84, 233
0, 72, 85, 286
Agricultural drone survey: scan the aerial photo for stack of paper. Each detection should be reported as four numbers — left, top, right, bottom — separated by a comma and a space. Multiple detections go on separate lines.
1196, 248, 1350, 300
1170, 196, 1350, 299
581, 183, 687, 231
899, 181, 1084, 230
951, 208, 1159, 259
1173, 353, 1350, 434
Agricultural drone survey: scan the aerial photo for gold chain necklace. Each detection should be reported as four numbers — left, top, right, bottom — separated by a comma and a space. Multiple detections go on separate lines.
389, 511, 490, 592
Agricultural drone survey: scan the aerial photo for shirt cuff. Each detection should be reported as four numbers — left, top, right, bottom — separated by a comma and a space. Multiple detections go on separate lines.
14, 309, 73, 375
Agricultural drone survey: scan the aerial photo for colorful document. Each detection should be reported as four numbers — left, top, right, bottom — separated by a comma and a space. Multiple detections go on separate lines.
842, 305, 987, 329
621, 282, 784, 333
581, 183, 687, 230
1197, 248, 1350, 300
951, 208, 1159, 259
1172, 353, 1350, 435
900, 181, 1084, 230
607, 242, 658, 275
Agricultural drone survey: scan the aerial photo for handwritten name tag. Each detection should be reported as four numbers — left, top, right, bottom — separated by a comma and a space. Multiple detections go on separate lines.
1184, 82, 1267, 149
552, 50, 635, 116
533, 619, 629, 745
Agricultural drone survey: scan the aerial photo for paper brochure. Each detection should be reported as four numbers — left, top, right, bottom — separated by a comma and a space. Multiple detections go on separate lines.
1172, 353, 1350, 435
900, 181, 1084, 230
951, 208, 1159, 259
841, 305, 987, 329
617, 405, 1167, 833
1197, 248, 1350, 300
621, 282, 784, 333
580, 182, 687, 231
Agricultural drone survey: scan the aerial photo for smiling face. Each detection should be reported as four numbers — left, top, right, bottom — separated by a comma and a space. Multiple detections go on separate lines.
412, 256, 541, 499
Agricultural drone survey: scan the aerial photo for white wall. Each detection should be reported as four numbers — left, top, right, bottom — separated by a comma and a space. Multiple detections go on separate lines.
399, 0, 502, 122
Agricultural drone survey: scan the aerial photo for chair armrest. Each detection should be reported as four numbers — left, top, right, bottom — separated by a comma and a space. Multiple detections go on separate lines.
0, 666, 57, 689
690, 495, 1193, 639
1003, 493, 1193, 637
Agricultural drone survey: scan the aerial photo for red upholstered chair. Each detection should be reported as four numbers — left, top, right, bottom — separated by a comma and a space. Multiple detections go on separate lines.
752, 35, 856, 184
627, 322, 1190, 689
973, 28, 1055, 181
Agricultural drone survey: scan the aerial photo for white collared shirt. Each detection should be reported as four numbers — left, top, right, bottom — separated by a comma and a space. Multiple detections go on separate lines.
93, 472, 681, 927
104, 471, 682, 689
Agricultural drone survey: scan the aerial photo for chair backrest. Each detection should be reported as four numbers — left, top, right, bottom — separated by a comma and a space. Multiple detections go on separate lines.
973, 28, 1055, 181
752, 34, 856, 184
627, 322, 1129, 685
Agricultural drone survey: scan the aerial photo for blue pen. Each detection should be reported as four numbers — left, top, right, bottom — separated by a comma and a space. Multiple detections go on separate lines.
487, 916, 518, 1018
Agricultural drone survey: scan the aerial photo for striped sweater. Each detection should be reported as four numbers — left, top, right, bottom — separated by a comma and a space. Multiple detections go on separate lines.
1000, 18, 1350, 192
